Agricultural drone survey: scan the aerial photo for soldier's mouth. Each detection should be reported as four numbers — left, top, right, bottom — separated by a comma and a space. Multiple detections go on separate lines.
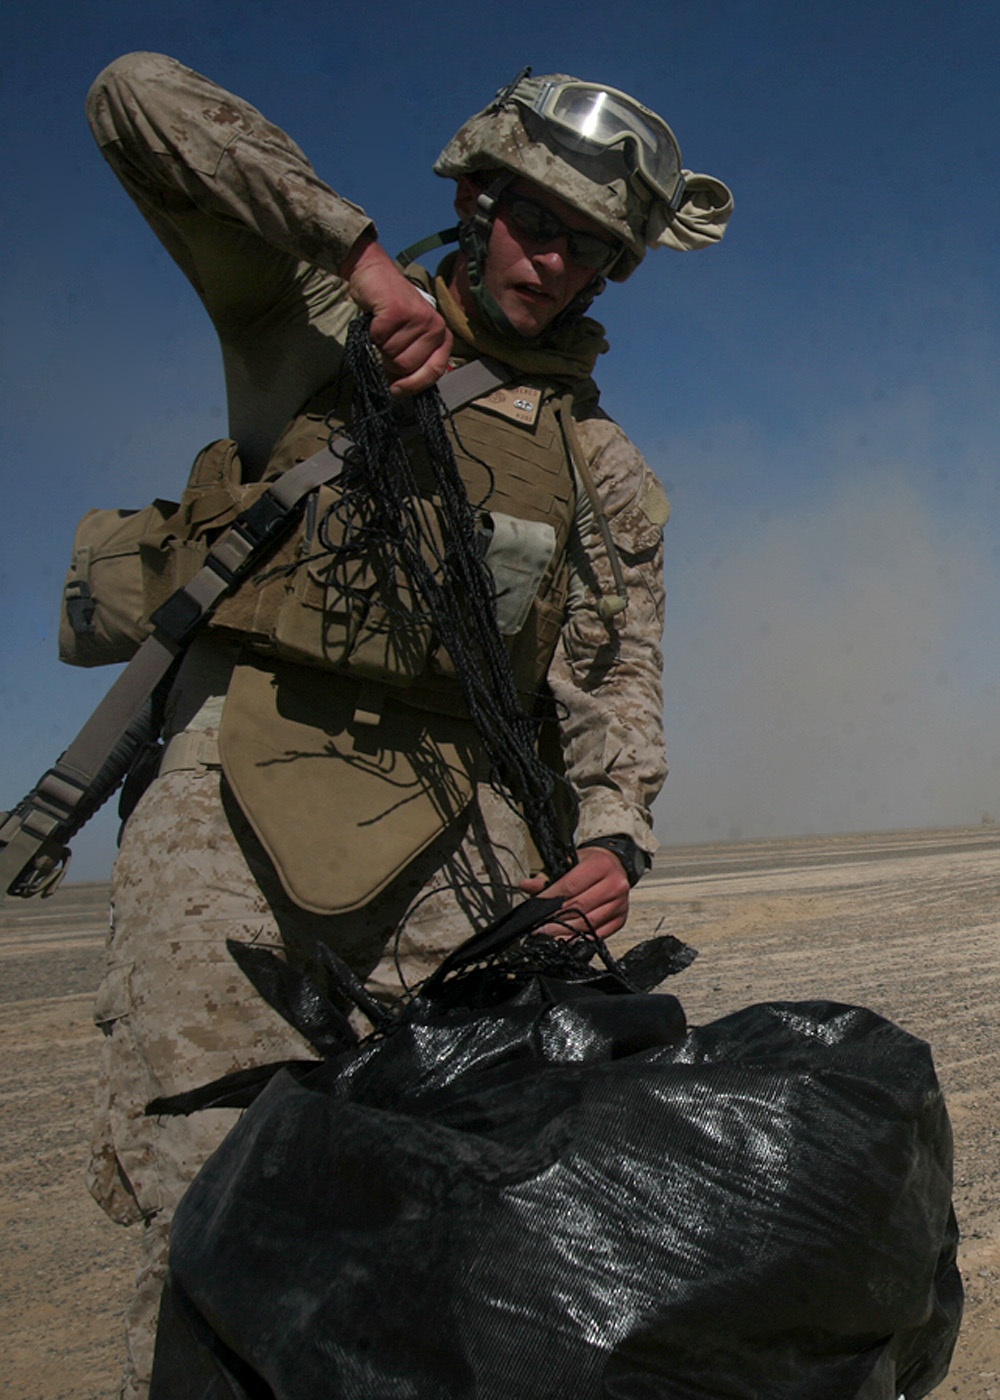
515, 283, 556, 305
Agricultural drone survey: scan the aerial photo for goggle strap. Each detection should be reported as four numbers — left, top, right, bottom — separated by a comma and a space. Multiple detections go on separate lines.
491, 65, 533, 112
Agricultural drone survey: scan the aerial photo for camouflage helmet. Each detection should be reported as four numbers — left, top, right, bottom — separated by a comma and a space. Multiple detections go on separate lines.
434, 70, 733, 281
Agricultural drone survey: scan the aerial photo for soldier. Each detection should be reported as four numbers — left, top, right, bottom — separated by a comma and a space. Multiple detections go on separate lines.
83, 53, 731, 1397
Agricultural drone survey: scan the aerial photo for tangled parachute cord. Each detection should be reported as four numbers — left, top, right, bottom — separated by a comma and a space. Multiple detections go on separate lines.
341, 316, 574, 880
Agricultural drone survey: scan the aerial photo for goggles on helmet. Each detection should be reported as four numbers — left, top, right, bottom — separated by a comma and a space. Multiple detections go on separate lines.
499, 189, 621, 272
510, 75, 685, 210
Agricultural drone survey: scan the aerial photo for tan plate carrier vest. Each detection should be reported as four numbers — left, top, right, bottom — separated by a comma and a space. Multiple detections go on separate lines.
144, 369, 582, 914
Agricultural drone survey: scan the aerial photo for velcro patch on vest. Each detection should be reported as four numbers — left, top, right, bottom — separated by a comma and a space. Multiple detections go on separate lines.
475, 385, 543, 427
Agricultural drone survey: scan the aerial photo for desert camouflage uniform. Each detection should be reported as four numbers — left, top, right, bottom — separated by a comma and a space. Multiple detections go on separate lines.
86, 51, 667, 1397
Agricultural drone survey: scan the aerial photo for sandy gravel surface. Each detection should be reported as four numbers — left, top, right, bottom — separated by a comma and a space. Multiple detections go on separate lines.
2, 826, 998, 1398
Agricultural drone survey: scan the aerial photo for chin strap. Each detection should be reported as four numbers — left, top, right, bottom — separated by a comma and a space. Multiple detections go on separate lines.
456, 172, 526, 342
394, 187, 527, 344
396, 226, 462, 269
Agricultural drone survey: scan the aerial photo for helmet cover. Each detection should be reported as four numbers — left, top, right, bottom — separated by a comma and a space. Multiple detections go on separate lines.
435, 72, 733, 280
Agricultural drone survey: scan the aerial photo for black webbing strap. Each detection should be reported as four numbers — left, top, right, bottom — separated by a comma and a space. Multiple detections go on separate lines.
0, 354, 515, 899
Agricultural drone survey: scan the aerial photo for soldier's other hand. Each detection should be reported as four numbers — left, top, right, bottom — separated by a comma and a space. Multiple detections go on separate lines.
519, 845, 631, 942
342, 232, 452, 396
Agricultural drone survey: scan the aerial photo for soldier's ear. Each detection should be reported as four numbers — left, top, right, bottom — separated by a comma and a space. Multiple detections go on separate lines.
453, 175, 480, 222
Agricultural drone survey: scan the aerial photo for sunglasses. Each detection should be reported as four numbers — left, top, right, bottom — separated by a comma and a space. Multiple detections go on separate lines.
500, 192, 621, 272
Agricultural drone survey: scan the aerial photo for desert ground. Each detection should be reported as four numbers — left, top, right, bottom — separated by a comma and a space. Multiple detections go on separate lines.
2, 825, 998, 1398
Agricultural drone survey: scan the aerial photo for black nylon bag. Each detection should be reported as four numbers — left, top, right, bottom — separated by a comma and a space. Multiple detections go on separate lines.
149, 960, 961, 1400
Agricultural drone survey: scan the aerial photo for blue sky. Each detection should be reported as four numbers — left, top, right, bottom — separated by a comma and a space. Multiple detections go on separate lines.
2, 0, 999, 879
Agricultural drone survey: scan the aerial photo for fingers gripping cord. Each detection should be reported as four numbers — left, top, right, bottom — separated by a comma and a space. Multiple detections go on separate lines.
341, 317, 575, 880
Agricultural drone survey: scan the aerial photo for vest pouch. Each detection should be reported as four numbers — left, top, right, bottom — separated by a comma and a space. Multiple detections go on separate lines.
506, 584, 568, 697
139, 439, 251, 622
270, 484, 445, 685
138, 536, 213, 621
479, 512, 557, 636
59, 499, 179, 667
427, 512, 564, 694
219, 657, 478, 914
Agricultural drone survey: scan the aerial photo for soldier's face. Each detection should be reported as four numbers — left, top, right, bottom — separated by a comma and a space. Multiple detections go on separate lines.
454, 178, 611, 337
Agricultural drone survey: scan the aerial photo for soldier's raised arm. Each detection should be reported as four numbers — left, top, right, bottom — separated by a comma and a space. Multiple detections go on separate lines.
87, 52, 450, 469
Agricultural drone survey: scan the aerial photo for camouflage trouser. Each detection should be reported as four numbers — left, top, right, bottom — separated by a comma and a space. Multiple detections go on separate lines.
87, 742, 534, 1399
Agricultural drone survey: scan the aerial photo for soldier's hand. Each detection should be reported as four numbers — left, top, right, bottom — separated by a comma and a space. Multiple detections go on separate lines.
342, 233, 452, 396
519, 845, 631, 942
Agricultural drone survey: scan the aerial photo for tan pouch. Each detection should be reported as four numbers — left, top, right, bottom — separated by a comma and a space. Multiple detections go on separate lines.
140, 439, 255, 619
268, 485, 447, 683
59, 499, 179, 667
58, 438, 248, 668
218, 656, 477, 914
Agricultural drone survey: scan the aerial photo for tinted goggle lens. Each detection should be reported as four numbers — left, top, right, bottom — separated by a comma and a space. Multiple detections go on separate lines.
504, 195, 619, 271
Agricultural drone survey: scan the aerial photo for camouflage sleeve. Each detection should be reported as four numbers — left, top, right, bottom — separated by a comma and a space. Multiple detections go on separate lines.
86, 51, 373, 471
548, 410, 669, 856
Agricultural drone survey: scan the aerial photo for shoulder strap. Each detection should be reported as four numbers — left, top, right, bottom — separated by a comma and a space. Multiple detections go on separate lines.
0, 355, 515, 900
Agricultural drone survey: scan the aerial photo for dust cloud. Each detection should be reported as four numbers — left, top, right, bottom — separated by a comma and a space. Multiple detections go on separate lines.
656, 417, 1000, 844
